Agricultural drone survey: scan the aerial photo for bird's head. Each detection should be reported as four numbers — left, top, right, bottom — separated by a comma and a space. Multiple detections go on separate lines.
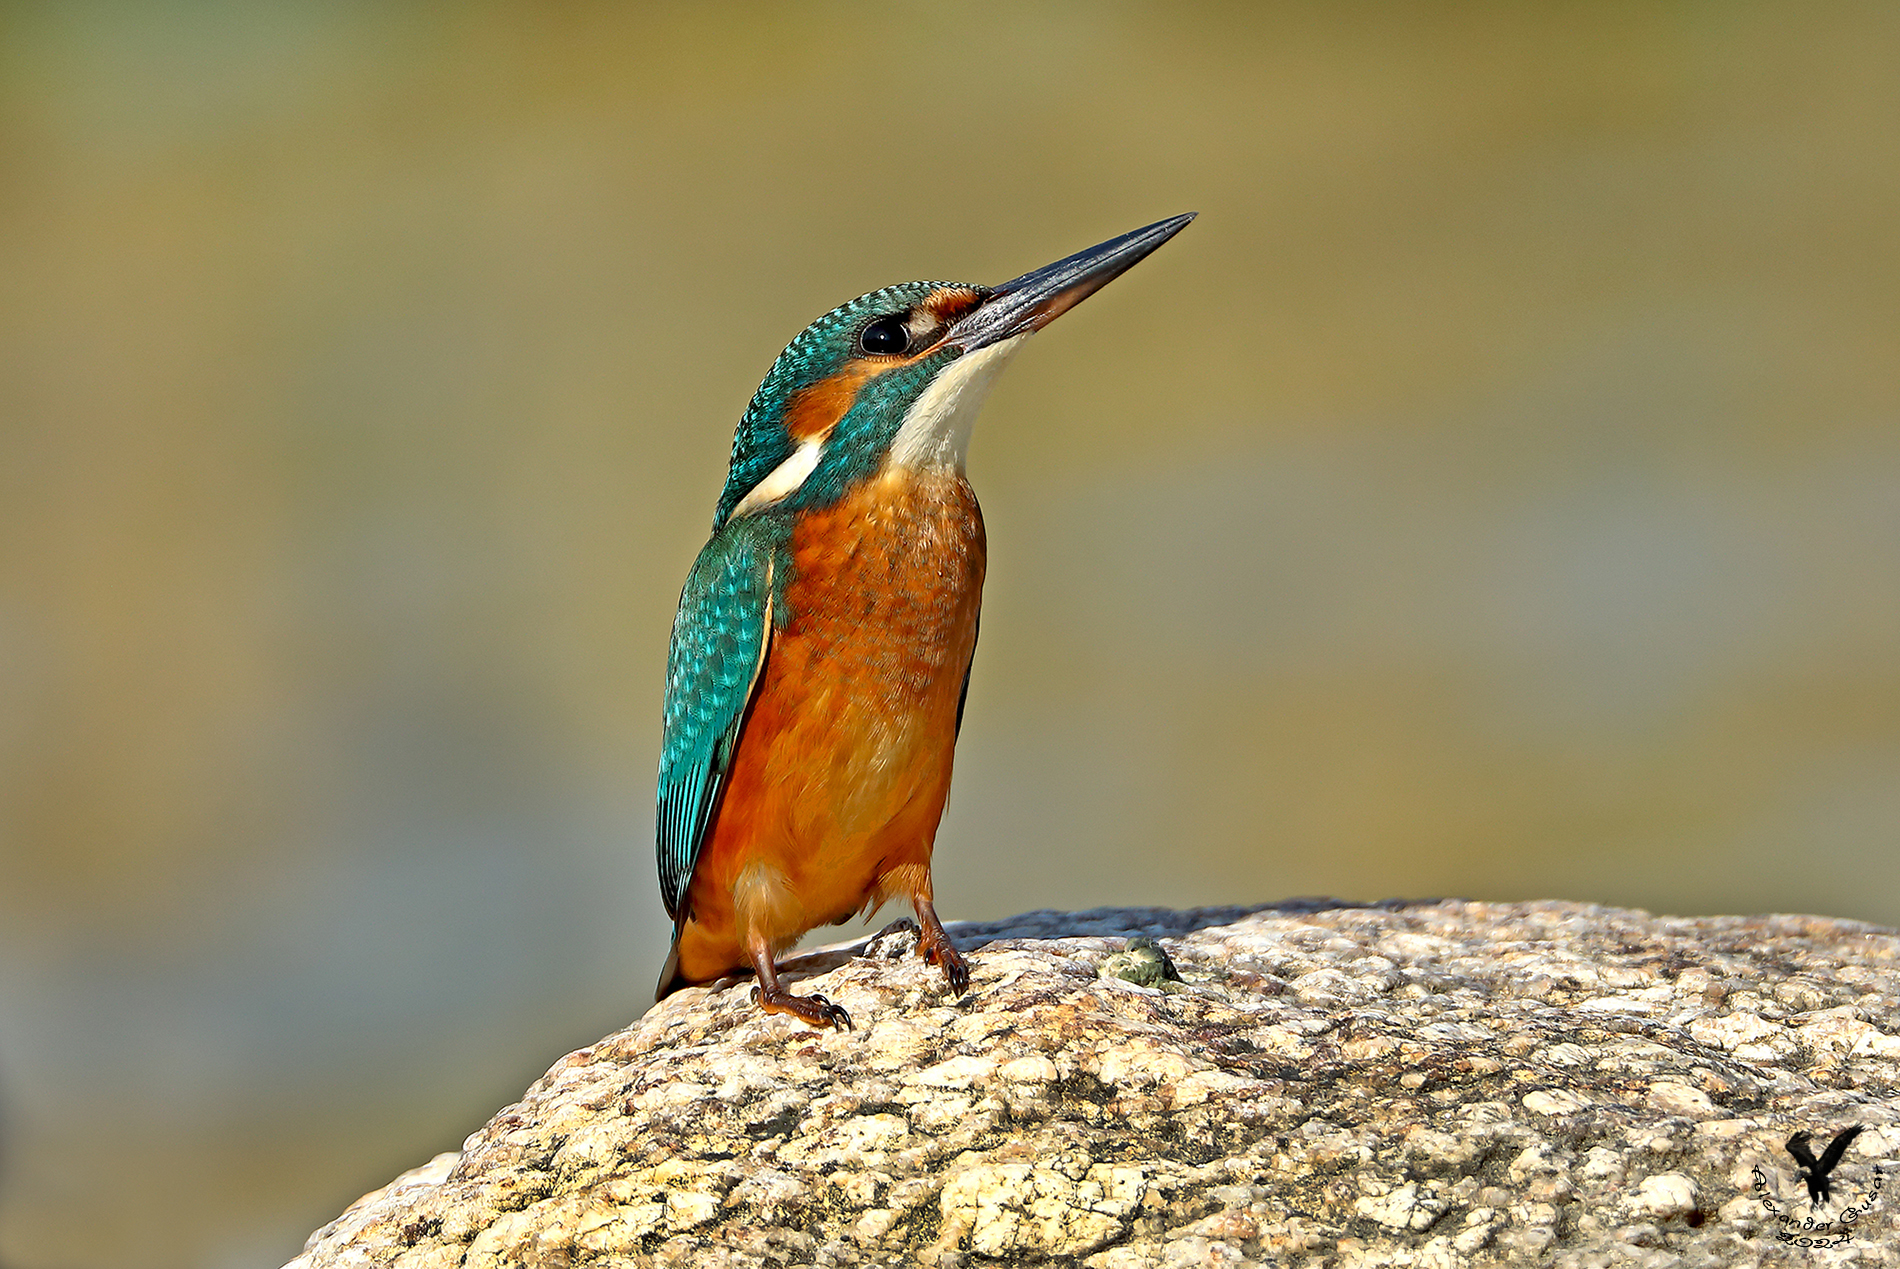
711, 213, 1195, 529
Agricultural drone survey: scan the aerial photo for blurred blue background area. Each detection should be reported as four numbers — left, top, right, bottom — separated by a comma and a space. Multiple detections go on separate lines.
1, 2, 1897, 1264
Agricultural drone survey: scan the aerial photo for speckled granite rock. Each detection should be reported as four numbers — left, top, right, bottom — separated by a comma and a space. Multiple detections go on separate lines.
288, 901, 1900, 1268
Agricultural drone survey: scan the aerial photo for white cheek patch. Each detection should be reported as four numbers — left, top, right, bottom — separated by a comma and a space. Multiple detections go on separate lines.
905, 309, 939, 344
730, 438, 824, 518
887, 335, 1027, 472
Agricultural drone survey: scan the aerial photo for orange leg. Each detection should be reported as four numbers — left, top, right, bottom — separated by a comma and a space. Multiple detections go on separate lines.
914, 895, 970, 996
746, 929, 852, 1030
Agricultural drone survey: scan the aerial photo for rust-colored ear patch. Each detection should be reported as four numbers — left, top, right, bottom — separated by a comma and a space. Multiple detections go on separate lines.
782, 362, 883, 442
920, 287, 983, 330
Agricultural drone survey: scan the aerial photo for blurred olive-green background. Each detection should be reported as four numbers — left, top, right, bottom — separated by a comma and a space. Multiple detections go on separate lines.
3, 2, 1898, 1264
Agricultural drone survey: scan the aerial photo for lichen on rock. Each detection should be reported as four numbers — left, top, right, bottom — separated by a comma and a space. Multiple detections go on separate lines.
288, 900, 1900, 1267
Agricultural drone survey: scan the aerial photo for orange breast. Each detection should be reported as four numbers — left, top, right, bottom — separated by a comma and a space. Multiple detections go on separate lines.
674, 467, 985, 982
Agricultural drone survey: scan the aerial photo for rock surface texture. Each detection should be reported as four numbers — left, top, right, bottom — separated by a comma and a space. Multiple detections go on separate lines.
290, 901, 1900, 1268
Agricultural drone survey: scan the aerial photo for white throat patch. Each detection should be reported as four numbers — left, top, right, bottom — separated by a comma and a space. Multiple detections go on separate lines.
729, 438, 823, 519
726, 334, 1026, 517
887, 336, 1027, 472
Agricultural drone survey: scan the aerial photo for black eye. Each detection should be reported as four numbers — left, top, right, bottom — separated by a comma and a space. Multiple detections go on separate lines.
859, 316, 910, 356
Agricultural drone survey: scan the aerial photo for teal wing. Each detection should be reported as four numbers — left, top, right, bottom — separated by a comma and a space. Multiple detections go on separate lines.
656, 524, 776, 922
954, 611, 979, 736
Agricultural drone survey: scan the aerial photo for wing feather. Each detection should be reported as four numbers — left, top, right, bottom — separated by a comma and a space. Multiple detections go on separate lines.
1819, 1124, 1863, 1172
656, 525, 776, 921
953, 611, 980, 736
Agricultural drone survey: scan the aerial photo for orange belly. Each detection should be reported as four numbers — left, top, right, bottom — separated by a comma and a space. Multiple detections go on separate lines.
673, 467, 985, 984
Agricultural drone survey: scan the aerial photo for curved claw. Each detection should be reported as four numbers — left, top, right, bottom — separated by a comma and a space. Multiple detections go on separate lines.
810, 994, 854, 1031
920, 932, 971, 996
939, 946, 971, 996
914, 897, 971, 997
751, 984, 853, 1030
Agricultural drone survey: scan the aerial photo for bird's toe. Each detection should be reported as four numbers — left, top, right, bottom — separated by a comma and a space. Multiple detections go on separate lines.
752, 983, 854, 1031
935, 944, 971, 996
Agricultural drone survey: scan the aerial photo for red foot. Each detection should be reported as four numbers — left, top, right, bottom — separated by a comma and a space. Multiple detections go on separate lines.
751, 984, 853, 1030
918, 925, 970, 996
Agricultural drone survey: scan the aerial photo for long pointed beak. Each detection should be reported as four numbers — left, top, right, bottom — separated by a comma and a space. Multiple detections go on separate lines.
946, 212, 1197, 353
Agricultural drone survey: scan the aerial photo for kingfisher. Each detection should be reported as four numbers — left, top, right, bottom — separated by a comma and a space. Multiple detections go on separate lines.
654, 213, 1196, 1028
